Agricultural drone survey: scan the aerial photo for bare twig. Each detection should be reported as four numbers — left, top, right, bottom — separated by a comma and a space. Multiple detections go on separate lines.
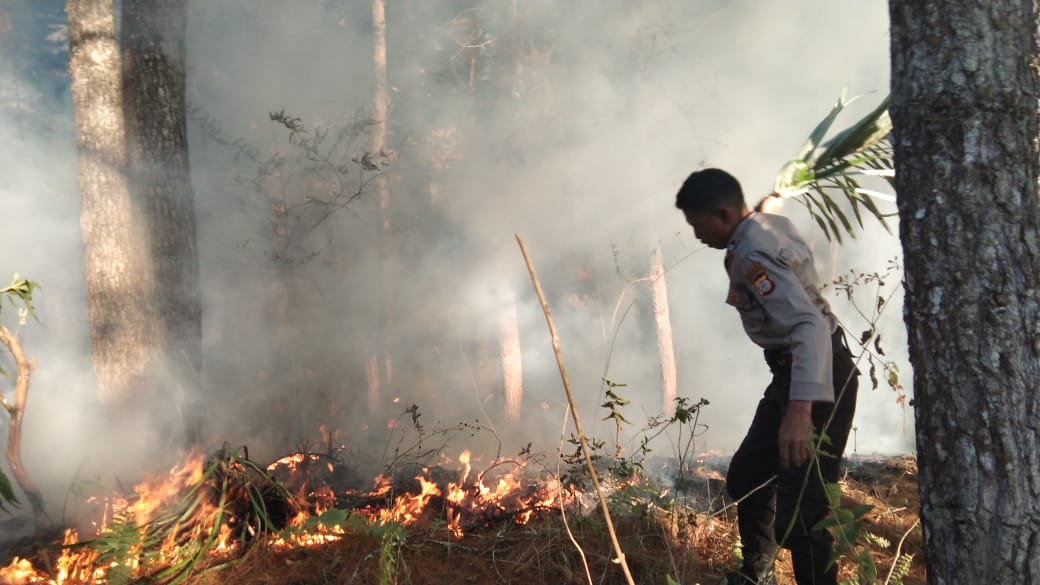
515, 234, 636, 585
0, 323, 49, 530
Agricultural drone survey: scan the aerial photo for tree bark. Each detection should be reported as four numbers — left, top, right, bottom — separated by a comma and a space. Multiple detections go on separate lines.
367, 0, 394, 415
121, 0, 202, 442
67, 0, 161, 404
889, 2, 1040, 583
498, 288, 523, 423
649, 242, 677, 417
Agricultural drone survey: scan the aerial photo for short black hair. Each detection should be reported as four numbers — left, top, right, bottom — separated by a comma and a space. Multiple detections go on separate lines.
675, 168, 746, 213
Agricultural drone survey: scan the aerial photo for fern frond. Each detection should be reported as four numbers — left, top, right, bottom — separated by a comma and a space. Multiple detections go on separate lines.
886, 552, 914, 585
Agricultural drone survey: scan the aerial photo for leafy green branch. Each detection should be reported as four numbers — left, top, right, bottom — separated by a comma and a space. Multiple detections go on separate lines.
774, 92, 895, 242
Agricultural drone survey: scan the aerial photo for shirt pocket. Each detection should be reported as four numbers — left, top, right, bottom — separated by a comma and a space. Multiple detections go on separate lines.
726, 286, 767, 322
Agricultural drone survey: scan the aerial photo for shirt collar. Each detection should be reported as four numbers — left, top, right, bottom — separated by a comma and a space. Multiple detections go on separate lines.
726, 211, 757, 254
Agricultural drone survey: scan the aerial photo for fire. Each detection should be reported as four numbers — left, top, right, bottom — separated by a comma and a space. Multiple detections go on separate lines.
378, 473, 442, 525
0, 447, 572, 584
125, 450, 206, 525
0, 557, 43, 585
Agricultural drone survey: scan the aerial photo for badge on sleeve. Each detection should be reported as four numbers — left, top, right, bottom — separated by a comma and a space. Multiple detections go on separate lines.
744, 261, 776, 296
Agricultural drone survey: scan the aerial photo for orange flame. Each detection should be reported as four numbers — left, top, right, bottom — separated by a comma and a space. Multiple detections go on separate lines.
126, 451, 206, 525
0, 557, 45, 585
0, 448, 576, 583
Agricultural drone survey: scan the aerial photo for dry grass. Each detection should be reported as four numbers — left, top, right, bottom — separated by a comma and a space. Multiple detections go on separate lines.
0, 456, 924, 585
193, 508, 741, 585
193, 456, 924, 585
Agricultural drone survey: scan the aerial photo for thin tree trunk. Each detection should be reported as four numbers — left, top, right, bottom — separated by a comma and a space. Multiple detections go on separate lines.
498, 289, 523, 423
67, 0, 160, 404
367, 0, 393, 415
890, 2, 1040, 583
626, 11, 680, 418
649, 242, 677, 416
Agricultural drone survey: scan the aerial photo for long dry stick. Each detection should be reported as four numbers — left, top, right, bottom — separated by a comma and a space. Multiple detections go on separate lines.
514, 234, 636, 585
0, 323, 49, 529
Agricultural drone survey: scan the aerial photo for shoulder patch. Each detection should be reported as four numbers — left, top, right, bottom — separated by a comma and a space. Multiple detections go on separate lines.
744, 261, 776, 296
753, 273, 775, 296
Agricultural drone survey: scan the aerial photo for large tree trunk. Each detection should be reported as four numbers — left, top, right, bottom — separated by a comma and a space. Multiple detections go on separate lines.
889, 2, 1040, 583
67, 0, 161, 405
121, 0, 202, 443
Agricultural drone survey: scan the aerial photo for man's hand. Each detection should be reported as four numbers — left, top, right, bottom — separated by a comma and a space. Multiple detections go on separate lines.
778, 400, 814, 469
755, 192, 785, 214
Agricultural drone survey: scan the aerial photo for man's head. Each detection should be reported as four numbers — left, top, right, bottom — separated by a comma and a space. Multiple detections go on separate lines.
675, 168, 749, 249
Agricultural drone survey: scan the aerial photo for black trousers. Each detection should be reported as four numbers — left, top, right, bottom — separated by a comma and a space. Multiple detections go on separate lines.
725, 330, 858, 585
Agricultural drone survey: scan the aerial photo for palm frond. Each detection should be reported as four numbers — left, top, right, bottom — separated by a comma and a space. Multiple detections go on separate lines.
774, 93, 895, 242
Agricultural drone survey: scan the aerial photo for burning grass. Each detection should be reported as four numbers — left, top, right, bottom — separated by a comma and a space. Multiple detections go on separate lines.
0, 444, 924, 585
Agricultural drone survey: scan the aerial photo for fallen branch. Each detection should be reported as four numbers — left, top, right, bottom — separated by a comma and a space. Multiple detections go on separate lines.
515, 234, 636, 585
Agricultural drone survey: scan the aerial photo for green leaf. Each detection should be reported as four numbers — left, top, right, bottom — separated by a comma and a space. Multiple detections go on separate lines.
304, 507, 348, 531
856, 550, 880, 584
0, 470, 20, 513
857, 191, 892, 233
0, 275, 41, 322
838, 177, 866, 228
795, 90, 852, 165
819, 191, 854, 237
602, 410, 631, 425
851, 503, 874, 519
824, 481, 843, 508
805, 206, 832, 241
816, 96, 891, 165
807, 194, 843, 243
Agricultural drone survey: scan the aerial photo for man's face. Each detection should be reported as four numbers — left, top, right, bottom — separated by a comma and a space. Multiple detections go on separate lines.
683, 209, 731, 249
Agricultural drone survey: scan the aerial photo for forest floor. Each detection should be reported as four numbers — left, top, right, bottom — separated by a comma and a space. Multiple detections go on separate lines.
0, 453, 923, 585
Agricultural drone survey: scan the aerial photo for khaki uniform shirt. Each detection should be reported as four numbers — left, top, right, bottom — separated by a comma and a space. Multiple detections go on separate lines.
724, 212, 838, 402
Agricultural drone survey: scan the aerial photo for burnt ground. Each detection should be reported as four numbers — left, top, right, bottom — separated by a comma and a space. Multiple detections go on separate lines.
0, 454, 923, 585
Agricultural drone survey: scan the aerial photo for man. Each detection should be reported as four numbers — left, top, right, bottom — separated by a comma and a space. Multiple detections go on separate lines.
675, 168, 858, 585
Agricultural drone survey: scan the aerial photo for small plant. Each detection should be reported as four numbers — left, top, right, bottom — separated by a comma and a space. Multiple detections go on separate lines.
819, 481, 917, 585
643, 396, 710, 492
601, 378, 633, 457
560, 381, 710, 519
0, 274, 46, 525
830, 258, 908, 408
377, 520, 406, 585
